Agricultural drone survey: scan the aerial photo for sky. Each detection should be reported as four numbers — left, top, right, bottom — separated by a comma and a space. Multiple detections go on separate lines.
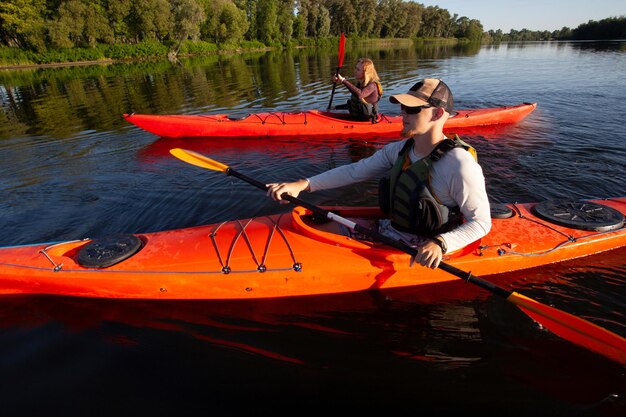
418, 0, 625, 32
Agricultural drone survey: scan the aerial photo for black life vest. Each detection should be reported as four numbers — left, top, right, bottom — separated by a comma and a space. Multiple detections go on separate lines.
378, 135, 477, 237
347, 81, 383, 123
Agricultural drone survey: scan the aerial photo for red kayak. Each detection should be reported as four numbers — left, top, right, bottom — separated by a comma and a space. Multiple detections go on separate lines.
0, 197, 623, 300
124, 102, 537, 139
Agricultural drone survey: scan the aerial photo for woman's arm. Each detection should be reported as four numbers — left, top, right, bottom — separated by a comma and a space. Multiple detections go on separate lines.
341, 80, 379, 103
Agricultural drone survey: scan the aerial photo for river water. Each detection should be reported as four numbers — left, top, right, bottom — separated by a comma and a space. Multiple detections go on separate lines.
1, 41, 625, 415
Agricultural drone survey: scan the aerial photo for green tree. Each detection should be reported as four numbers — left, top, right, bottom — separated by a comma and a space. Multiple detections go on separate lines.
397, 2, 422, 38
419, 5, 452, 38
170, 0, 205, 54
105, 0, 131, 43
572, 16, 626, 40
199, 0, 218, 41
455, 16, 482, 41
48, 0, 87, 48
553, 26, 572, 40
201, 0, 248, 44
315, 4, 330, 38
297, 0, 330, 38
375, 0, 407, 38
276, 0, 295, 44
126, 0, 172, 42
325, 0, 357, 35
299, 0, 316, 37
256, 0, 278, 44
240, 0, 257, 41
353, 0, 376, 37
487, 28, 504, 42
293, 12, 306, 40
220, 1, 249, 44
0, 0, 47, 51
538, 30, 551, 40
84, 3, 114, 46
454, 15, 468, 37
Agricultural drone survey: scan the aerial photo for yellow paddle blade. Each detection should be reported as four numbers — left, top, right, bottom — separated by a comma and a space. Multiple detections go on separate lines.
169, 148, 229, 173
508, 292, 626, 365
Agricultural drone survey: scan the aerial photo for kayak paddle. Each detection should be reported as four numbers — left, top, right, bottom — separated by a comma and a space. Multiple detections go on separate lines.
169, 148, 626, 366
327, 32, 346, 110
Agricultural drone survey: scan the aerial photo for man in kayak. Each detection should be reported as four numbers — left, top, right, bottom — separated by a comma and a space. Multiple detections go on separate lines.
267, 78, 491, 269
331, 57, 383, 122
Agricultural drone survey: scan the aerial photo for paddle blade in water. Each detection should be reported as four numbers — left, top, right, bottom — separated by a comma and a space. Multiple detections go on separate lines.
338, 32, 346, 68
170, 148, 229, 173
508, 292, 626, 365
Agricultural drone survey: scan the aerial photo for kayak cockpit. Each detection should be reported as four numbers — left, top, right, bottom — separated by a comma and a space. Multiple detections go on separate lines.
290, 206, 382, 249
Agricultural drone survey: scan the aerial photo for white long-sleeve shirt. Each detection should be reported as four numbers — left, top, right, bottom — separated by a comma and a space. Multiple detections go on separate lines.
308, 138, 492, 253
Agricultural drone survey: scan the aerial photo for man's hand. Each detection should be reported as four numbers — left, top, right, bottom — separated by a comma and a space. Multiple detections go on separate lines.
266, 179, 310, 204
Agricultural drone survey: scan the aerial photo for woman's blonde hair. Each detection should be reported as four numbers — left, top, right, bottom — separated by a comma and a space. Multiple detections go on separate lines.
358, 58, 380, 86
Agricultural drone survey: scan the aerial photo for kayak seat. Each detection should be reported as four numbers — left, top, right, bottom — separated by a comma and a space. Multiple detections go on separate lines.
76, 234, 144, 268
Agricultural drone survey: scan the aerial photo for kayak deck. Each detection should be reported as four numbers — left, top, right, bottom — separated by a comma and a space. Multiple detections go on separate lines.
0, 197, 624, 300
123, 103, 537, 139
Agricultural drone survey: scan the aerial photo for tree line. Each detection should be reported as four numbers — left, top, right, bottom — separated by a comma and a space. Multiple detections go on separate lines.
484, 16, 626, 42
1, 0, 623, 55
0, 0, 484, 53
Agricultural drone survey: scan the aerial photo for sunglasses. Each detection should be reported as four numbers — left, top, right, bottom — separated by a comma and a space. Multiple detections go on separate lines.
401, 104, 432, 114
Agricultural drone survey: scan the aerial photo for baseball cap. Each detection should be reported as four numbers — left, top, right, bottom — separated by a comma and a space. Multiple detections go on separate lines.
389, 78, 454, 114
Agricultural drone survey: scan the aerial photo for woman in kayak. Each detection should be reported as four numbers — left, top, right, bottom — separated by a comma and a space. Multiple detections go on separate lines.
267, 78, 491, 270
331, 57, 383, 122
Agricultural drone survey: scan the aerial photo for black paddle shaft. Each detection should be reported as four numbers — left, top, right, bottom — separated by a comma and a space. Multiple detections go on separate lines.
327, 67, 341, 110
227, 167, 512, 299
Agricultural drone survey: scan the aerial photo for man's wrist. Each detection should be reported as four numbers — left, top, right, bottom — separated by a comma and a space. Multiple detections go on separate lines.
432, 235, 447, 254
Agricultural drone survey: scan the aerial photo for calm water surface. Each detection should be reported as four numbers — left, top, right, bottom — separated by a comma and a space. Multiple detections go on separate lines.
1, 41, 625, 415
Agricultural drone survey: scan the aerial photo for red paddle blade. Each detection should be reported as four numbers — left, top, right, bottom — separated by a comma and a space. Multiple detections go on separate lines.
338, 32, 346, 68
509, 292, 626, 365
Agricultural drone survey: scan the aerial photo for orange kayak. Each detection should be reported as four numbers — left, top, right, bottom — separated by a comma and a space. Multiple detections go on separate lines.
123, 102, 537, 139
0, 197, 624, 300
